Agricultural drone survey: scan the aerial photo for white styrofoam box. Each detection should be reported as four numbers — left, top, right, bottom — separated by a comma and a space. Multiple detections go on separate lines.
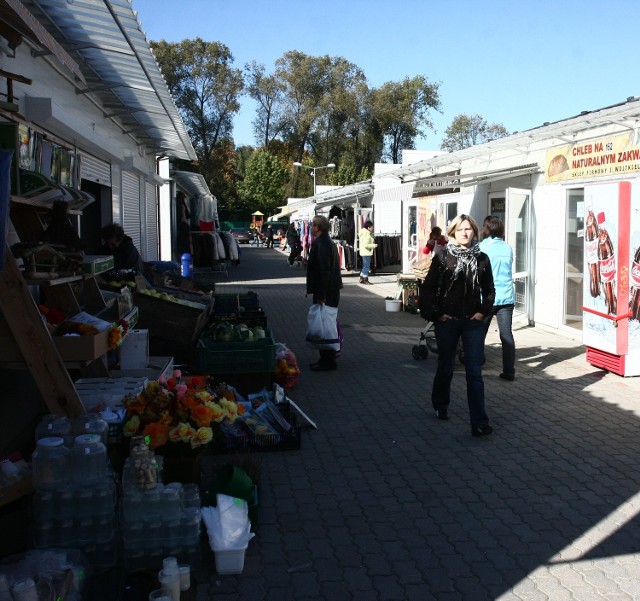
119, 329, 149, 370
214, 547, 247, 575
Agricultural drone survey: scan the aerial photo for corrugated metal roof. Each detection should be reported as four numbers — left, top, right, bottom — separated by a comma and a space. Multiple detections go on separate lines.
20, 0, 196, 161
383, 97, 640, 182
173, 170, 210, 198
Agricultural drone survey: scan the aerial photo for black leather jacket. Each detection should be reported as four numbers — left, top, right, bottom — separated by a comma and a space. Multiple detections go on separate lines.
306, 232, 343, 306
419, 246, 495, 322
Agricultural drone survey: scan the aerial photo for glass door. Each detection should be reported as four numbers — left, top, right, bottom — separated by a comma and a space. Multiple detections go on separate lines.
564, 188, 584, 330
505, 188, 533, 324
404, 202, 418, 268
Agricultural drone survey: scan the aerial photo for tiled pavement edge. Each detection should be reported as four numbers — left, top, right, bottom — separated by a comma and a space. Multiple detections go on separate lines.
193, 246, 640, 601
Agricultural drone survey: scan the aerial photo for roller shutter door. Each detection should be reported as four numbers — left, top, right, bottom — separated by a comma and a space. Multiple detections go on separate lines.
145, 181, 158, 261
122, 170, 141, 255
79, 152, 111, 187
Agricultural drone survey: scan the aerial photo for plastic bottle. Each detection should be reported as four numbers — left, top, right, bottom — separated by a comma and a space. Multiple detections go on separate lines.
585, 208, 600, 298
597, 212, 617, 315
181, 252, 192, 277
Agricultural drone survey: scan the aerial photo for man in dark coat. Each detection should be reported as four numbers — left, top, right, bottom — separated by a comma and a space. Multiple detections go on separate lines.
286, 223, 303, 266
306, 215, 343, 371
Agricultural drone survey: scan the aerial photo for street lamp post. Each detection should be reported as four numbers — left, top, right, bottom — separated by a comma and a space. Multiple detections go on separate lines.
293, 161, 336, 196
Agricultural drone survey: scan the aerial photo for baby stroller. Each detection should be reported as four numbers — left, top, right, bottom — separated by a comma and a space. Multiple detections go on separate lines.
411, 322, 470, 364
412, 321, 439, 359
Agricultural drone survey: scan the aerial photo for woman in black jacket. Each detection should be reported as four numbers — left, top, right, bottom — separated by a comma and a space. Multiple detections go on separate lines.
420, 214, 495, 437
306, 215, 343, 371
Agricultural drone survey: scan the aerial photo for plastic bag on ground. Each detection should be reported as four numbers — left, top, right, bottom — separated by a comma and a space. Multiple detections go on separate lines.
201, 494, 255, 551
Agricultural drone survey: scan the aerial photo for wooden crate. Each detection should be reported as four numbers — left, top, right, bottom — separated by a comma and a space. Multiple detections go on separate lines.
133, 291, 210, 345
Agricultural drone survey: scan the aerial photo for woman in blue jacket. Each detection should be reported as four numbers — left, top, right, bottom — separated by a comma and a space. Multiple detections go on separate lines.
479, 216, 516, 381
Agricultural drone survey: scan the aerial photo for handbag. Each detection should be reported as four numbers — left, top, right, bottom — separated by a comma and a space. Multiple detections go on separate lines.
305, 304, 340, 351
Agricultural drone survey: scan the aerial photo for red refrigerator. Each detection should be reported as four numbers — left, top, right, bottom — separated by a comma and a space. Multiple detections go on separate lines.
582, 180, 640, 376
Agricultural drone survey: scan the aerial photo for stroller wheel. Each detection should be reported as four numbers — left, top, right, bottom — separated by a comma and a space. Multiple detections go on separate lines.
426, 339, 439, 354
412, 345, 428, 360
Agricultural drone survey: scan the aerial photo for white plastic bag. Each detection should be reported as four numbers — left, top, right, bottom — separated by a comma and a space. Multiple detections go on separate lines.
305, 304, 340, 351
201, 495, 255, 552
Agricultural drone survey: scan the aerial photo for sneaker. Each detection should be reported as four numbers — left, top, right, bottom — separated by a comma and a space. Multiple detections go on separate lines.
471, 424, 493, 437
435, 408, 449, 421
499, 373, 515, 381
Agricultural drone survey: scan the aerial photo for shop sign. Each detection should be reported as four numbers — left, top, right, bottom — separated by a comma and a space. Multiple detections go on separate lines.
545, 130, 640, 182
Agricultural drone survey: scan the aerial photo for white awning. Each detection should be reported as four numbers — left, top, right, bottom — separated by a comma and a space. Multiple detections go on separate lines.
413, 164, 541, 193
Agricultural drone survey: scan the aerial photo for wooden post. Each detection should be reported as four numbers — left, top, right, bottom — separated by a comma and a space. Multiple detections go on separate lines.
0, 245, 84, 417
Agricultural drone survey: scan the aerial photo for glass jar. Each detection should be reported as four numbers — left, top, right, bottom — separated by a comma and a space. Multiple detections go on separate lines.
35, 415, 72, 445
71, 434, 107, 485
32, 437, 71, 491
73, 414, 109, 447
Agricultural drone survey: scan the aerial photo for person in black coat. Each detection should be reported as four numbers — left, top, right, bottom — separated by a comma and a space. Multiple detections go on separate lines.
100, 223, 143, 273
286, 223, 303, 266
306, 215, 343, 371
419, 214, 495, 437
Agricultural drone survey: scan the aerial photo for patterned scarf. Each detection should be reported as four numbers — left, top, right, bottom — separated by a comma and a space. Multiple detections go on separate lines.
444, 241, 480, 296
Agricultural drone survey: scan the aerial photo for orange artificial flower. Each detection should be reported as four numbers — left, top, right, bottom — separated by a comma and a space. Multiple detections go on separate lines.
142, 422, 171, 449
190, 404, 216, 428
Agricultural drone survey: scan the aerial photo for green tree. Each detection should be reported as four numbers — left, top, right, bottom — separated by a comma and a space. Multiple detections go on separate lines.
245, 61, 287, 151
151, 38, 244, 162
440, 114, 509, 152
369, 76, 441, 163
151, 38, 244, 212
238, 150, 290, 215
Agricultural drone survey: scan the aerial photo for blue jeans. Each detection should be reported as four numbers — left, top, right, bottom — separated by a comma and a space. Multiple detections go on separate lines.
360, 255, 371, 277
487, 305, 516, 377
432, 317, 489, 428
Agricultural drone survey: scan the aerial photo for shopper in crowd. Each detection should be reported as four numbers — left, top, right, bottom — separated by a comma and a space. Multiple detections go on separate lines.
265, 225, 274, 249
422, 226, 446, 255
100, 223, 143, 273
357, 220, 377, 285
479, 215, 516, 381
286, 222, 303, 266
419, 214, 495, 437
306, 215, 343, 371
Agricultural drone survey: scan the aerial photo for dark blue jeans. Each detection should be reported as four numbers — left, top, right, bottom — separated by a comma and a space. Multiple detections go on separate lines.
487, 304, 516, 377
432, 317, 489, 428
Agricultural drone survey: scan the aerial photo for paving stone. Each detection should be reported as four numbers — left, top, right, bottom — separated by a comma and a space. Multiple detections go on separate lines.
190, 248, 640, 599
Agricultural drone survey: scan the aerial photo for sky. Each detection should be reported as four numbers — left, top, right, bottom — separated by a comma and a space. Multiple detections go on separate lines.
132, 0, 640, 152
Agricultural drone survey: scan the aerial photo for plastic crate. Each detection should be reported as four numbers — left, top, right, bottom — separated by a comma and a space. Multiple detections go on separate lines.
208, 309, 267, 329
195, 330, 276, 374
215, 401, 301, 453
213, 292, 260, 315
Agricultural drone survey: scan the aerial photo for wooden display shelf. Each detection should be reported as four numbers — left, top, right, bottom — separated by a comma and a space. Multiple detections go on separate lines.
0, 474, 33, 508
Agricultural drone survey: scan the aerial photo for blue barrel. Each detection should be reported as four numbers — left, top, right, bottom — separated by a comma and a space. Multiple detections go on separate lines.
180, 253, 192, 277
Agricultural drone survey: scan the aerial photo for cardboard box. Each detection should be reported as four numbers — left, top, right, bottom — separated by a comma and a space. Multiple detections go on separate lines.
53, 327, 110, 361
82, 255, 115, 275
119, 329, 149, 369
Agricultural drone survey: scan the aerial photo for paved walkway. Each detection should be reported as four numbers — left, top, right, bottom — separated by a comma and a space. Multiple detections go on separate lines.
194, 245, 640, 601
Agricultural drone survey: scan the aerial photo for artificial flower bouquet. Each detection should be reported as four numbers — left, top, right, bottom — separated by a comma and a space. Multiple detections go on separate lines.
122, 371, 246, 454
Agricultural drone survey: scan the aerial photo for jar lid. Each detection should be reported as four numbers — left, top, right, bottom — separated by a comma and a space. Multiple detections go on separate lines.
74, 434, 102, 445
37, 436, 65, 447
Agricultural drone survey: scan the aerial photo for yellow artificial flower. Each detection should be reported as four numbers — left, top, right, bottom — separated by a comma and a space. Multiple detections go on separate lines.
122, 415, 140, 437
169, 422, 196, 443
191, 426, 213, 448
